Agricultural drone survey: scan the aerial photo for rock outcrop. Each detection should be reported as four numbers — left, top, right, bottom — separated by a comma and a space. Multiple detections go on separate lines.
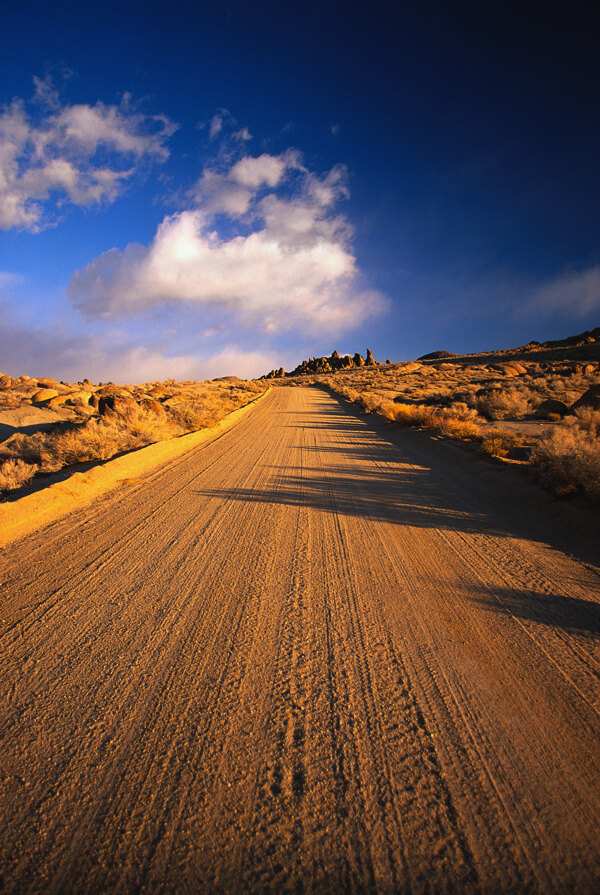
537, 398, 569, 418
98, 395, 137, 416
262, 348, 381, 379
570, 385, 600, 412
32, 388, 59, 403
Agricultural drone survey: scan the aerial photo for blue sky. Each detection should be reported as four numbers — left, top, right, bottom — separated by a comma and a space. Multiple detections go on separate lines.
1, 0, 599, 381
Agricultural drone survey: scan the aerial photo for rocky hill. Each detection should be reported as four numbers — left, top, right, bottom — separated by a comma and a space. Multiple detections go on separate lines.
262, 348, 387, 379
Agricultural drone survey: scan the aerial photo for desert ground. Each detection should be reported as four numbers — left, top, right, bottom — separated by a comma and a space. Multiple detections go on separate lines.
1, 383, 599, 893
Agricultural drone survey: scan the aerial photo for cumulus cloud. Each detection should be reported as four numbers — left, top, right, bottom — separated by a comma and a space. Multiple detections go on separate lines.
76, 343, 276, 382
229, 152, 293, 189
531, 265, 600, 316
0, 76, 176, 230
70, 148, 386, 333
0, 299, 277, 381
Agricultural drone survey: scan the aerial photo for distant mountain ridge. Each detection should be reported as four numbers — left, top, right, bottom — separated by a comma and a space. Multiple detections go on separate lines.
519, 326, 600, 351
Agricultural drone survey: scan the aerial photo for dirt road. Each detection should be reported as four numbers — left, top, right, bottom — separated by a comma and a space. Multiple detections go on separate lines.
1, 386, 599, 893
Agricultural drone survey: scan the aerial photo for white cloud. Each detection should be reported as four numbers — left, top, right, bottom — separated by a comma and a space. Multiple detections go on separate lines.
189, 150, 303, 215
189, 169, 254, 216
71, 148, 386, 334
229, 152, 291, 188
0, 77, 176, 231
69, 209, 373, 331
79, 343, 275, 382
0, 301, 277, 381
233, 127, 252, 142
531, 265, 600, 316
209, 112, 225, 139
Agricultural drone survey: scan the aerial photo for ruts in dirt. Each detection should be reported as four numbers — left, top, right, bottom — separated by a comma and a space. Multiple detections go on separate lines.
1, 386, 599, 893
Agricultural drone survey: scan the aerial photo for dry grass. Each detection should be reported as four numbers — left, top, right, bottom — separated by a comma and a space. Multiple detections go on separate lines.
285, 359, 600, 496
0, 379, 266, 493
477, 388, 531, 420
533, 420, 600, 496
340, 389, 485, 442
481, 429, 525, 459
0, 459, 37, 492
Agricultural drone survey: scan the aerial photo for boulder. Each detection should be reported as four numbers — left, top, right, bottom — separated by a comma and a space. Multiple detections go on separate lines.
329, 350, 343, 370
0, 375, 16, 389
96, 385, 133, 398
398, 362, 423, 375
12, 383, 39, 396
64, 391, 93, 406
35, 376, 61, 390
570, 385, 600, 413
365, 348, 375, 365
138, 398, 165, 415
536, 398, 569, 418
353, 353, 365, 367
46, 395, 72, 407
0, 390, 21, 407
490, 363, 526, 377
98, 395, 137, 416
32, 388, 59, 403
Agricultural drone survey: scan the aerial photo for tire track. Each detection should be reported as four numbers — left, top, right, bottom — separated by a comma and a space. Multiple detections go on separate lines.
1, 386, 599, 893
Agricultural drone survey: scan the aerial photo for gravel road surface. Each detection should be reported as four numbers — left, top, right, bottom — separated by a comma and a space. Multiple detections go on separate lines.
1, 386, 599, 893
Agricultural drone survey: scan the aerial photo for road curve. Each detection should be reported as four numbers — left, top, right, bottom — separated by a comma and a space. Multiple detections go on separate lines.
1, 385, 599, 893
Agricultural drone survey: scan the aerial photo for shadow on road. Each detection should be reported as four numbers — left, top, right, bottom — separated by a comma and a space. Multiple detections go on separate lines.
471, 585, 600, 636
192, 389, 600, 581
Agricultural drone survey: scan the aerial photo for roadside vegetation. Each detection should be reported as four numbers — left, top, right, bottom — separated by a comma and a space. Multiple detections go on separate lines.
266, 340, 600, 499
0, 376, 266, 494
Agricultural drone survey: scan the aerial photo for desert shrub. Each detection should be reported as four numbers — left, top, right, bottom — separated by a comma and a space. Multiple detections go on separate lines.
1, 431, 49, 465
0, 459, 38, 491
477, 388, 531, 420
367, 397, 482, 440
481, 429, 523, 458
0, 380, 266, 492
532, 425, 600, 496
443, 401, 480, 421
168, 397, 233, 433
383, 402, 436, 427
572, 407, 600, 437
436, 417, 482, 441
356, 392, 386, 414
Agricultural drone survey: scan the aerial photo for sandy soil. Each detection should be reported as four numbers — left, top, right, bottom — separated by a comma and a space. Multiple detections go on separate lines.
0, 405, 75, 442
1, 386, 599, 893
